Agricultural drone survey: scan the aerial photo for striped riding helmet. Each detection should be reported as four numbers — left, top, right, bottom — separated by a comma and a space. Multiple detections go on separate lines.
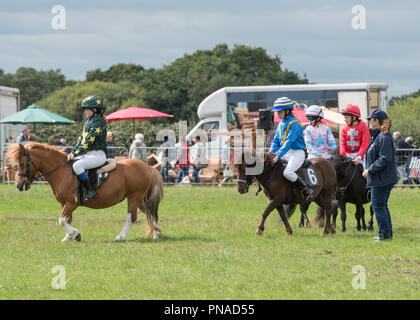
272, 97, 294, 112
305, 105, 324, 118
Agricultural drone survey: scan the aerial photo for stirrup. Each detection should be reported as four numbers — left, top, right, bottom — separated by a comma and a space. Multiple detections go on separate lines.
301, 188, 313, 201
83, 189, 98, 201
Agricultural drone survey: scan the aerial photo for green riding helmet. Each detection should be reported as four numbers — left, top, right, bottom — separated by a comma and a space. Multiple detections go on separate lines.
81, 96, 105, 111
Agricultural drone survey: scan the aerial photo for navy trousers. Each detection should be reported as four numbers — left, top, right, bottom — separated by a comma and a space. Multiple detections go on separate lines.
371, 183, 395, 239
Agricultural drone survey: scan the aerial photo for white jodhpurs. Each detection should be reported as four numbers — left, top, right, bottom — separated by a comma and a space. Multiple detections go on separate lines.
282, 149, 305, 182
72, 150, 107, 175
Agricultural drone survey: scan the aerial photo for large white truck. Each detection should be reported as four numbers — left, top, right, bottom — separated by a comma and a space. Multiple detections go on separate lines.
186, 82, 388, 157
0, 85, 22, 168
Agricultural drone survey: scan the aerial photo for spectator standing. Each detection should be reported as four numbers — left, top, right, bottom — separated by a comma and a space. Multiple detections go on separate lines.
60, 138, 71, 154
405, 137, 417, 149
392, 131, 412, 185
16, 127, 30, 143
190, 135, 208, 183
175, 136, 190, 183
363, 110, 398, 242
29, 133, 36, 141
405, 137, 420, 185
159, 136, 176, 181
219, 136, 235, 186
129, 133, 148, 163
52, 136, 65, 146
106, 131, 116, 158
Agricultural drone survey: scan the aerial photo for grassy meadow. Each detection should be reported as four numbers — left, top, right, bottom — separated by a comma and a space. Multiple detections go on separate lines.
0, 184, 419, 300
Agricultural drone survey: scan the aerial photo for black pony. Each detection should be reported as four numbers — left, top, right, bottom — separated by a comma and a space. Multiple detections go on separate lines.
330, 154, 374, 232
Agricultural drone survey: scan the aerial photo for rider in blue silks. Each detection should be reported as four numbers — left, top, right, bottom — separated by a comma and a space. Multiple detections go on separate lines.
269, 97, 314, 201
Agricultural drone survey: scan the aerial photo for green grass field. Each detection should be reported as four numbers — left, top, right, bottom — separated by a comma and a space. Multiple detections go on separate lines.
0, 184, 419, 300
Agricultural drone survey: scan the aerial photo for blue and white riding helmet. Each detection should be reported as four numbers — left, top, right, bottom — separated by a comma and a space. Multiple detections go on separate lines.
272, 97, 294, 112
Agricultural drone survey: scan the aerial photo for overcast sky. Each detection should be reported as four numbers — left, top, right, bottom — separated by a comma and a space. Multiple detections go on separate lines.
1, 0, 419, 99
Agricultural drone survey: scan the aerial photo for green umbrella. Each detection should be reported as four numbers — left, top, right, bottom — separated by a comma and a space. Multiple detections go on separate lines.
0, 105, 74, 133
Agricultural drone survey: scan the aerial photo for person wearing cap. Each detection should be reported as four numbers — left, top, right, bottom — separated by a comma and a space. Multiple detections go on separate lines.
339, 104, 371, 166
67, 95, 108, 200
304, 105, 337, 159
363, 110, 398, 242
269, 97, 313, 201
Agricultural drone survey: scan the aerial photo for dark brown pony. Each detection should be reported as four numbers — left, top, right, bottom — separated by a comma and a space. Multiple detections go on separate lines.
5, 142, 163, 242
235, 151, 336, 236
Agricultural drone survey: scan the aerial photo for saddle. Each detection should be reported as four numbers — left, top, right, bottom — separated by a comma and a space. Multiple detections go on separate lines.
71, 158, 117, 203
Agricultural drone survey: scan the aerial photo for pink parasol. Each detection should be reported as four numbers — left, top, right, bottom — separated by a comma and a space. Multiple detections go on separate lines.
106, 106, 173, 138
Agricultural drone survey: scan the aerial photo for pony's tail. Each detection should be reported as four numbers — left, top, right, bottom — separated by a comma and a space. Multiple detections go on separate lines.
310, 206, 325, 227
141, 167, 164, 238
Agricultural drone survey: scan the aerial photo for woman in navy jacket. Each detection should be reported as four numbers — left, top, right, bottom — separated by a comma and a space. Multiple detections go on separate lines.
362, 110, 398, 241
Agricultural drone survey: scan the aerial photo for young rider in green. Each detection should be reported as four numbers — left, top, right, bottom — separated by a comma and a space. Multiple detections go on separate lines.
67, 96, 108, 200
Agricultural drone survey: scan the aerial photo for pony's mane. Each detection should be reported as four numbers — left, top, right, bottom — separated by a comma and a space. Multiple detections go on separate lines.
331, 154, 350, 167
5, 142, 67, 166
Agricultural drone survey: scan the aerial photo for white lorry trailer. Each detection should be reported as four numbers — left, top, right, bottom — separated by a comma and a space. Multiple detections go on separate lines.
186, 82, 388, 157
0, 85, 22, 170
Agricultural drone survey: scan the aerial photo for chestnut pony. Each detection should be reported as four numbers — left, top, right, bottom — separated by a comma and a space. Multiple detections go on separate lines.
236, 151, 336, 236
6, 142, 163, 242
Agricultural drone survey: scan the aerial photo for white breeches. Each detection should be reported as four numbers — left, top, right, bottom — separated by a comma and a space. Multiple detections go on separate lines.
72, 150, 107, 175
282, 149, 305, 182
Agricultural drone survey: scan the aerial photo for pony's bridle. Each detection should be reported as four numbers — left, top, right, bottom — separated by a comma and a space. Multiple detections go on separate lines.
336, 161, 358, 196
19, 147, 67, 184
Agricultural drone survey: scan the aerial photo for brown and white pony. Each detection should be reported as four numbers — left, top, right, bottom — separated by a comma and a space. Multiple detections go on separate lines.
6, 142, 163, 242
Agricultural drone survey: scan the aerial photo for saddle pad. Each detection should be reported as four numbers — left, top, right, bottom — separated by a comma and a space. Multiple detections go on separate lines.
298, 163, 320, 187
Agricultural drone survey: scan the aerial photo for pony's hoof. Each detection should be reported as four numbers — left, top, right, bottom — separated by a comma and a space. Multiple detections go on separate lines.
299, 223, 304, 228
74, 233, 82, 242
255, 230, 263, 236
368, 226, 374, 231
153, 231, 162, 240
305, 222, 312, 228
286, 232, 293, 236
114, 235, 125, 242
61, 234, 72, 242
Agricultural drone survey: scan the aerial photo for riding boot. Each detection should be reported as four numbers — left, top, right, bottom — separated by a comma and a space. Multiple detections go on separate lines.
81, 178, 97, 200
295, 176, 314, 201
